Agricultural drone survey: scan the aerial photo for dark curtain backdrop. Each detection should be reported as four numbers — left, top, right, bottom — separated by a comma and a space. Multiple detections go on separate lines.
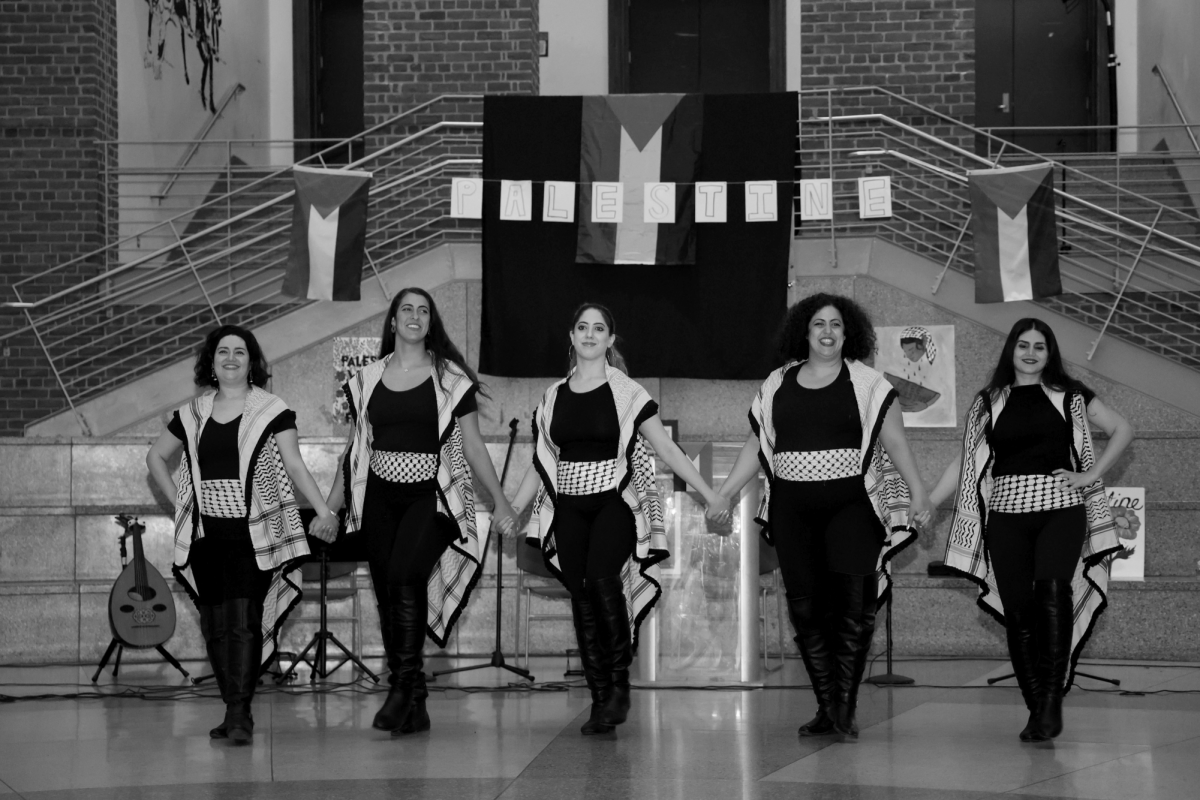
479, 92, 796, 379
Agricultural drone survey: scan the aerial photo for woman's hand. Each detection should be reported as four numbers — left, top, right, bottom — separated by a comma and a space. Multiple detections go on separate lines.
907, 490, 933, 530
492, 497, 519, 536
1053, 467, 1099, 491
309, 508, 340, 541
705, 493, 731, 524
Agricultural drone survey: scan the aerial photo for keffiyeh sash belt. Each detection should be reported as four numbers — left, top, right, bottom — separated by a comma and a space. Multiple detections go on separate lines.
990, 474, 1083, 514
369, 450, 439, 484
773, 449, 861, 482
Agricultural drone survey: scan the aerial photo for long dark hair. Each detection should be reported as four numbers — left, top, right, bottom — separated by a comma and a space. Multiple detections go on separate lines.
567, 302, 629, 374
983, 317, 1092, 400
776, 292, 876, 364
381, 287, 486, 396
194, 324, 271, 389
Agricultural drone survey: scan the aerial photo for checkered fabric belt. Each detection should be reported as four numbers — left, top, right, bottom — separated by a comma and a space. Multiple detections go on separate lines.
369, 450, 439, 484
990, 474, 1084, 514
556, 459, 619, 496
200, 479, 245, 519
773, 449, 861, 482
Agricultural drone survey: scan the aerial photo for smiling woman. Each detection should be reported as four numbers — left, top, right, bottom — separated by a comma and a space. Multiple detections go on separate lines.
145, 324, 337, 745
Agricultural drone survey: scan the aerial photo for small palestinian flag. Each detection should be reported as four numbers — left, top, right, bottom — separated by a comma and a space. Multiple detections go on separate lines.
968, 163, 1062, 303
283, 165, 372, 301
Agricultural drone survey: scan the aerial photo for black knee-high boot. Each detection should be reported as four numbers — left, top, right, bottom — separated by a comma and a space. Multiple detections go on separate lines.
590, 575, 633, 726
391, 584, 431, 737
787, 595, 837, 736
1004, 602, 1043, 742
1033, 579, 1073, 740
372, 601, 406, 731
223, 597, 264, 745
572, 591, 614, 735
199, 604, 230, 739
829, 573, 878, 740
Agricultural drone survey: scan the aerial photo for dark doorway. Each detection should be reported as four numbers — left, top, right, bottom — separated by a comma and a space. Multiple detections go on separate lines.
975, 0, 1109, 155
613, 0, 784, 94
294, 0, 364, 163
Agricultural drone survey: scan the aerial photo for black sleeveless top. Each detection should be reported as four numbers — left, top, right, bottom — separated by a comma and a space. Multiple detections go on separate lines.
991, 385, 1093, 477
773, 363, 862, 453
368, 376, 477, 453
551, 382, 624, 462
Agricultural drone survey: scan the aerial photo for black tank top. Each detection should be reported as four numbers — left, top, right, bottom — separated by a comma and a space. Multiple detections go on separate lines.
551, 382, 623, 462
991, 385, 1091, 477
368, 376, 478, 453
773, 363, 862, 452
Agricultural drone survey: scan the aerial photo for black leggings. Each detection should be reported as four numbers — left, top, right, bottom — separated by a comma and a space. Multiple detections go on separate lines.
361, 472, 456, 606
986, 505, 1087, 617
190, 518, 272, 605
554, 490, 636, 596
769, 477, 885, 599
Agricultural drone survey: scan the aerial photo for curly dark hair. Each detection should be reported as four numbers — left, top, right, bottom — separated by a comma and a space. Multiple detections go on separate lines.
776, 292, 877, 364
381, 287, 488, 398
983, 317, 1092, 400
194, 324, 271, 388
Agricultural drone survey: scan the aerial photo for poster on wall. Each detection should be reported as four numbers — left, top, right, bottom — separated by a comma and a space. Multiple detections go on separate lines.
872, 325, 956, 427
1107, 486, 1145, 581
332, 337, 381, 424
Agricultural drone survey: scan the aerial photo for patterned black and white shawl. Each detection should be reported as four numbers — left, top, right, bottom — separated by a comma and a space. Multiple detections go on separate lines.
527, 365, 669, 651
342, 355, 483, 648
171, 388, 318, 664
749, 359, 917, 602
945, 387, 1121, 688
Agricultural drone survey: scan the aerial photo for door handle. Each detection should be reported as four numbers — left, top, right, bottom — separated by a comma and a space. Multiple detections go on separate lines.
997, 92, 1011, 113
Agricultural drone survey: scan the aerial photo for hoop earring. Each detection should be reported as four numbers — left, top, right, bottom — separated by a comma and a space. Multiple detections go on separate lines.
605, 348, 613, 364
211, 367, 217, 383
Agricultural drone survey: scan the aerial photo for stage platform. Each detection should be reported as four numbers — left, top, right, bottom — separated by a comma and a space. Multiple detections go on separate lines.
2, 656, 1198, 799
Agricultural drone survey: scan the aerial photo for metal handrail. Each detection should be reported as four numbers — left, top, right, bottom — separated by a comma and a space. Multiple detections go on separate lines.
1152, 64, 1200, 153
155, 82, 246, 201
4, 94, 483, 301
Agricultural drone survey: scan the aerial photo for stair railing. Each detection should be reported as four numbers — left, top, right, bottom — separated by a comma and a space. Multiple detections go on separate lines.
154, 82, 247, 202
1152, 64, 1200, 154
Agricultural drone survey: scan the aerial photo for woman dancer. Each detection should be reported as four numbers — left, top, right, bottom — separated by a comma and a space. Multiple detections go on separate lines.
323, 288, 516, 736
509, 303, 729, 735
715, 293, 930, 740
147, 325, 339, 744
930, 318, 1131, 741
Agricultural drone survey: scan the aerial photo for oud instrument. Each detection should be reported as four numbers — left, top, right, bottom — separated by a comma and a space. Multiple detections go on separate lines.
107, 514, 176, 648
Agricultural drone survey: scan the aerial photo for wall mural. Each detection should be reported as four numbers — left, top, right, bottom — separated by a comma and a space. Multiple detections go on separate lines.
143, 0, 223, 112
872, 325, 957, 428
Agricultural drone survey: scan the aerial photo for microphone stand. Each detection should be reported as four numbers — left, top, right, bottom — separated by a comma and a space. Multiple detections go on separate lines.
433, 418, 534, 682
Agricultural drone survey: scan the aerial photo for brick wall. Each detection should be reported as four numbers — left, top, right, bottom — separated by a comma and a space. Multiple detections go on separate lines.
362, 0, 539, 131
0, 1, 119, 436
800, 0, 975, 133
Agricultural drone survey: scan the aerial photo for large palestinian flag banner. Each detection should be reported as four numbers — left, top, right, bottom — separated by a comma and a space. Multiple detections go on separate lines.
283, 165, 372, 301
480, 93, 797, 379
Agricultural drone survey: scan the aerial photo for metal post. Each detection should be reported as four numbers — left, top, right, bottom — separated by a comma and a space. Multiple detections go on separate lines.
226, 139, 233, 297
170, 220, 223, 325
931, 213, 972, 295
364, 250, 392, 301
1088, 206, 1164, 360
638, 608, 658, 683
738, 480, 762, 684
865, 565, 913, 686
827, 88, 838, 269
21, 306, 91, 436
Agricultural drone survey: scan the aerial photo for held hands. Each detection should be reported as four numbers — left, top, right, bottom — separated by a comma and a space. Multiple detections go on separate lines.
1052, 468, 1099, 491
310, 508, 340, 541
492, 498, 520, 536
705, 493, 732, 526
907, 491, 933, 530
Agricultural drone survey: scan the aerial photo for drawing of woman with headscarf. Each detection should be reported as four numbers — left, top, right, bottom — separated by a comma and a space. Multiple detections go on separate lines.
885, 327, 942, 413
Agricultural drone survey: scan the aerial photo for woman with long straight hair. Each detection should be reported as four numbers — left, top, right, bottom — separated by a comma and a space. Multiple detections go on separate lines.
715, 293, 930, 741
930, 318, 1131, 742
147, 324, 339, 744
323, 287, 517, 736
508, 302, 729, 736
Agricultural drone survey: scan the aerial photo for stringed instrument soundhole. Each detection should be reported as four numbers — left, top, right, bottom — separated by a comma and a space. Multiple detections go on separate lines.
152, 604, 167, 612
132, 608, 157, 625
127, 587, 157, 602
119, 604, 135, 613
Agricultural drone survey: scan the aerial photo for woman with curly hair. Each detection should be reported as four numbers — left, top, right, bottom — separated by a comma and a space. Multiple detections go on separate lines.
929, 318, 1132, 742
508, 303, 729, 736
715, 293, 930, 740
146, 325, 338, 744
322, 288, 516, 737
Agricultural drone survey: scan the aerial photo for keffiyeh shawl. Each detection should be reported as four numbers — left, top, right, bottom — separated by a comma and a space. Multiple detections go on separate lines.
749, 359, 918, 602
944, 387, 1121, 689
527, 365, 669, 651
342, 355, 483, 647
171, 388, 317, 664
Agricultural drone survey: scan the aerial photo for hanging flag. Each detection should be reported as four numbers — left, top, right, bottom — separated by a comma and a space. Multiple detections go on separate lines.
968, 163, 1062, 303
480, 93, 797, 379
282, 165, 372, 301
577, 94, 703, 265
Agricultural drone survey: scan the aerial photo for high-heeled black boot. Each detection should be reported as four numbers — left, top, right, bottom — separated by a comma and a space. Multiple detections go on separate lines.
828, 573, 878, 741
372, 601, 407, 731
590, 575, 633, 726
572, 592, 614, 735
1004, 602, 1044, 742
787, 595, 837, 736
1033, 579, 1073, 740
391, 585, 431, 737
199, 604, 231, 739
223, 597, 264, 745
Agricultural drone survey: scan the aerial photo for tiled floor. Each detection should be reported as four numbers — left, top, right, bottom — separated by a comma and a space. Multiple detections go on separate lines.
2, 656, 1198, 799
